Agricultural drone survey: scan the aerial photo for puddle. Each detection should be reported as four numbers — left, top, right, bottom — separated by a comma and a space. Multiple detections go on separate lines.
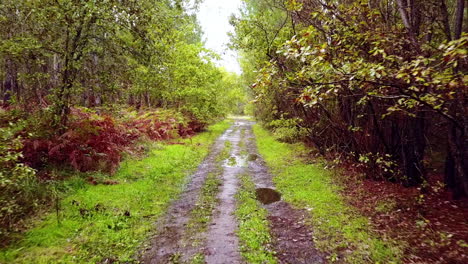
255, 188, 281, 204
224, 155, 247, 168
219, 130, 233, 140
247, 154, 258, 161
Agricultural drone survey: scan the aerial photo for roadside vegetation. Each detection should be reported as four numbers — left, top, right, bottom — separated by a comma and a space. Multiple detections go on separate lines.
253, 124, 402, 263
233, 0, 467, 197
0, 121, 230, 263
233, 0, 467, 262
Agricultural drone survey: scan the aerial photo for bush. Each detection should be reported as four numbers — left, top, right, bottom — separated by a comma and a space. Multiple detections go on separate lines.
0, 107, 206, 243
21, 108, 202, 174
0, 125, 39, 242
22, 108, 134, 173
126, 110, 192, 140
268, 117, 308, 143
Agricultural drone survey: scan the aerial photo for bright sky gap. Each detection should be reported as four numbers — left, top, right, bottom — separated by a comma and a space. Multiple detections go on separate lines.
196, 0, 243, 74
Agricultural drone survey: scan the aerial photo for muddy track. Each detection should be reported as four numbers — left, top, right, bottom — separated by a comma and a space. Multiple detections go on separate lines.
205, 122, 245, 263
142, 119, 324, 264
141, 126, 233, 263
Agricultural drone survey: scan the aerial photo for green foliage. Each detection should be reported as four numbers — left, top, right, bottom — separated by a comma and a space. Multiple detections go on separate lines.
219, 70, 250, 115
234, 0, 468, 193
0, 120, 231, 263
0, 0, 244, 125
0, 123, 40, 242
267, 117, 308, 143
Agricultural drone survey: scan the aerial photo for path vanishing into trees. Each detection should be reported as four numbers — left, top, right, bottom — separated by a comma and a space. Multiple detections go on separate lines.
1, 1, 467, 263
141, 119, 324, 264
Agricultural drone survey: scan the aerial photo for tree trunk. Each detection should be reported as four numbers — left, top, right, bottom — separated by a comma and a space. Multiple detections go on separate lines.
3, 57, 18, 104
396, 0, 412, 34
52, 53, 60, 88
408, 0, 421, 36
454, 0, 465, 40
401, 114, 426, 186
445, 124, 468, 198
441, 0, 452, 41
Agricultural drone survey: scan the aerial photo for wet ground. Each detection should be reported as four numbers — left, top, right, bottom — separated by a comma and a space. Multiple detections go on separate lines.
141, 119, 324, 264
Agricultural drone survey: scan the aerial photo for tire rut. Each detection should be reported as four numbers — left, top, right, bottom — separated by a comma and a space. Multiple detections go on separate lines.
204, 121, 247, 264
141, 126, 234, 263
244, 123, 326, 264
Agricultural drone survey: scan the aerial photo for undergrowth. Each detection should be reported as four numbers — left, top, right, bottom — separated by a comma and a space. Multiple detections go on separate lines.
253, 124, 403, 263
0, 107, 204, 240
22, 107, 194, 173
0, 120, 231, 263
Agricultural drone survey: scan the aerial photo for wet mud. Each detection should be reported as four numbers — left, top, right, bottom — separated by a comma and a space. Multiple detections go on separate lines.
205, 122, 245, 264
141, 127, 232, 263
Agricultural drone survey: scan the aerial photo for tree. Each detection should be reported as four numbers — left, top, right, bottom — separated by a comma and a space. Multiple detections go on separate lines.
233, 0, 467, 196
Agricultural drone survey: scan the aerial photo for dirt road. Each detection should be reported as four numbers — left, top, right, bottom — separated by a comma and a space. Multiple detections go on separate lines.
141, 119, 324, 264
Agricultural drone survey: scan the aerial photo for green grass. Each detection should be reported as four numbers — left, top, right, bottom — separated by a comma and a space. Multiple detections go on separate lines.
217, 141, 232, 162
235, 174, 277, 264
253, 124, 402, 263
0, 120, 231, 264
185, 169, 221, 244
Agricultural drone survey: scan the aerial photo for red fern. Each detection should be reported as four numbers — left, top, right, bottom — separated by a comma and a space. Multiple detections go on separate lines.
21, 108, 205, 174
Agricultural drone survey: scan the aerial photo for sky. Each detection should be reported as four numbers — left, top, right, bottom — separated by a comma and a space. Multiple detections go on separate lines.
196, 0, 243, 74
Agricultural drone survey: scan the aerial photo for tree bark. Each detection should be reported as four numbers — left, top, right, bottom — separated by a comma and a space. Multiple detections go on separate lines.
445, 124, 468, 198
3, 57, 18, 104
396, 0, 412, 33
401, 114, 426, 186
454, 0, 465, 40
441, 0, 452, 41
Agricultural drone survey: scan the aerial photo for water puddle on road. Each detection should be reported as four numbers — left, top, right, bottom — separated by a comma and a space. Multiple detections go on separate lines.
255, 188, 281, 205
219, 127, 237, 140
247, 153, 258, 161
224, 154, 248, 168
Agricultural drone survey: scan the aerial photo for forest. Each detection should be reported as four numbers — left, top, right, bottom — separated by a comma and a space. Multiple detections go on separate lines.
0, 0, 467, 263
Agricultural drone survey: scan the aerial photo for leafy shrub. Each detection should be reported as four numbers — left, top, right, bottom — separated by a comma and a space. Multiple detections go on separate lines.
20, 108, 202, 174
22, 108, 133, 173
0, 107, 206, 243
268, 117, 308, 143
126, 110, 191, 140
0, 124, 39, 241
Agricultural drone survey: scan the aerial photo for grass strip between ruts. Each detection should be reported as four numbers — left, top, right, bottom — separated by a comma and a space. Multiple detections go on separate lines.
235, 173, 277, 264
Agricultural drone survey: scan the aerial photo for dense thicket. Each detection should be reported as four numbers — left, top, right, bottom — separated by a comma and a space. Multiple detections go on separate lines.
232, 0, 467, 197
